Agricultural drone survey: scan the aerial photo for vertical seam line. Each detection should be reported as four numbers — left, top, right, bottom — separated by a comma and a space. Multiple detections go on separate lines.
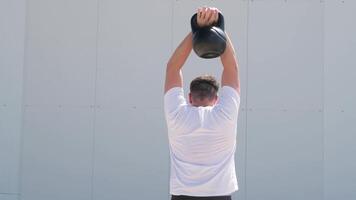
244, 1, 250, 200
18, 0, 30, 198
90, 0, 100, 199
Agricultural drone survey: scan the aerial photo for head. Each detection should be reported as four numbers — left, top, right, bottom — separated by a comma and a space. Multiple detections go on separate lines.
189, 75, 219, 107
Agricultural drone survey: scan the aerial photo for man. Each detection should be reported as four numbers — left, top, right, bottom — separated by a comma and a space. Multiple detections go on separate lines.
164, 7, 241, 200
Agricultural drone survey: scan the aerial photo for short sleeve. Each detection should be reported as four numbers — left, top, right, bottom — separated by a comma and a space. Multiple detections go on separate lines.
214, 86, 241, 121
164, 87, 187, 122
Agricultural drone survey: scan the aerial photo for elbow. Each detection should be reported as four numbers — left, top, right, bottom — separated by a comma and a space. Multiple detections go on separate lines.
166, 61, 172, 69
166, 63, 173, 73
166, 59, 175, 69
166, 62, 180, 73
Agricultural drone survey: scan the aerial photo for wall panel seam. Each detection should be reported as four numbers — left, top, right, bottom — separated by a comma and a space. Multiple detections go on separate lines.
90, 0, 101, 199
244, 1, 250, 200
321, 1, 325, 200
18, 0, 30, 198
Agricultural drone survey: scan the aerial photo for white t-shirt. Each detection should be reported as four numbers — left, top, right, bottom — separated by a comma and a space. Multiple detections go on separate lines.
164, 86, 240, 196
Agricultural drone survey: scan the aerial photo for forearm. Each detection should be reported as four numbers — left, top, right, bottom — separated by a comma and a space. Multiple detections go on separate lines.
220, 33, 240, 93
221, 33, 238, 71
164, 32, 193, 93
167, 32, 193, 71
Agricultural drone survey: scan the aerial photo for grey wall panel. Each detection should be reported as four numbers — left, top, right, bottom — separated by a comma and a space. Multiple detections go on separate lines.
24, 0, 98, 106
92, 107, 169, 200
95, 0, 171, 108
20, 107, 94, 200
248, 0, 323, 110
0, 194, 18, 200
0, 0, 26, 194
0, 0, 26, 104
93, 0, 172, 199
173, 1, 248, 199
246, 110, 323, 200
232, 109, 247, 200
95, 65, 166, 109
0, 107, 22, 194
324, 111, 356, 200
324, 0, 356, 109
246, 2, 324, 200
324, 1, 356, 199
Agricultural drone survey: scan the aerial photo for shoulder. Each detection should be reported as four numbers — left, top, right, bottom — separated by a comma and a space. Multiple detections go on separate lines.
211, 86, 241, 122
220, 86, 240, 100
164, 87, 183, 97
164, 87, 188, 117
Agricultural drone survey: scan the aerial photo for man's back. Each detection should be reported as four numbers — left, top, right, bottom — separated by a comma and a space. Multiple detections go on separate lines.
164, 7, 240, 199
164, 86, 240, 196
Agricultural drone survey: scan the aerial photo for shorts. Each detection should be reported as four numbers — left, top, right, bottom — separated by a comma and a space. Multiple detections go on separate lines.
171, 195, 232, 200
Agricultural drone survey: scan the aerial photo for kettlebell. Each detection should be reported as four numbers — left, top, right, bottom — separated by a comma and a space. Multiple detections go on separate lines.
191, 12, 227, 59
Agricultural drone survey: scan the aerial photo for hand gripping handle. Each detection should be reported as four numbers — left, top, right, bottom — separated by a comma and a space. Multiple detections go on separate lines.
191, 12, 225, 33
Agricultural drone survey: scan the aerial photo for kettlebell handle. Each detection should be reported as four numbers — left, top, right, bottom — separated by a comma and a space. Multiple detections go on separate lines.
190, 12, 227, 59
191, 12, 225, 33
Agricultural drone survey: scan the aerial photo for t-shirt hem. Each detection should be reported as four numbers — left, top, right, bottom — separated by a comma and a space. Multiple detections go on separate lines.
170, 187, 238, 197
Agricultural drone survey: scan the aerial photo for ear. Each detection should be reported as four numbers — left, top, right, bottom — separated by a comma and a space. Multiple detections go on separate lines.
189, 93, 192, 104
214, 94, 218, 104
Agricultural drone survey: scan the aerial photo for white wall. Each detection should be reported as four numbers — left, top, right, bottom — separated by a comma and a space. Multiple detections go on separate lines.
0, 0, 355, 200
0, 0, 26, 200
246, 1, 324, 200
21, 0, 98, 199
324, 1, 356, 199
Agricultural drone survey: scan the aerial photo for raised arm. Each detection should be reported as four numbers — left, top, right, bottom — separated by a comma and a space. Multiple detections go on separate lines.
165, 7, 219, 94
164, 33, 193, 94
220, 33, 241, 94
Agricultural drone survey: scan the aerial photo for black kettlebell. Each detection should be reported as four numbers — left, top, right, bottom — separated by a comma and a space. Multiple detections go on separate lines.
191, 12, 227, 59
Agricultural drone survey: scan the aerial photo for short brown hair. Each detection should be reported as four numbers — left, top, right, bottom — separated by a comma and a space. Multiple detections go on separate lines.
190, 75, 219, 101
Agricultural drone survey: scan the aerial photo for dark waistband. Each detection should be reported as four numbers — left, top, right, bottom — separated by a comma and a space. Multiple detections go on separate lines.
171, 195, 232, 200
